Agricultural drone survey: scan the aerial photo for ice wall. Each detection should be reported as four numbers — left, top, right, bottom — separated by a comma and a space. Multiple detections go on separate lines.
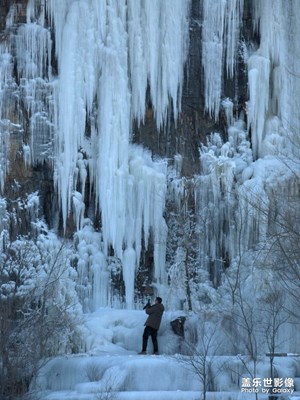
195, 114, 299, 311
46, 0, 190, 228
201, 0, 300, 159
0, 0, 190, 309
197, 0, 300, 279
0, 9, 54, 179
1, 0, 299, 313
197, 119, 252, 281
44, 0, 190, 308
248, 0, 300, 159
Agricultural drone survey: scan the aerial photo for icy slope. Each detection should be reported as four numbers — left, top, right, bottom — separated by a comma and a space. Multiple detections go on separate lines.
31, 309, 300, 400
32, 309, 201, 400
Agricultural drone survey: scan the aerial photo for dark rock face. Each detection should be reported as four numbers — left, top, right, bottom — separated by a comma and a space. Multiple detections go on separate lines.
0, 1, 28, 31
133, 0, 204, 177
170, 316, 186, 337
133, 0, 256, 177
0, 1, 12, 31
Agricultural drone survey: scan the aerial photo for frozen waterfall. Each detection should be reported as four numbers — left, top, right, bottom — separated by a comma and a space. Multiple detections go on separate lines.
47, 0, 189, 308
0, 0, 191, 309
0, 0, 299, 313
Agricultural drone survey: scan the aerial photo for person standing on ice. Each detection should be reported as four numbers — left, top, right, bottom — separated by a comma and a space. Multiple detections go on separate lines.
139, 297, 164, 355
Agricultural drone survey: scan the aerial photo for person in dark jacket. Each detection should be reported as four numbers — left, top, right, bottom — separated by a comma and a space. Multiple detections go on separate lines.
139, 296, 164, 355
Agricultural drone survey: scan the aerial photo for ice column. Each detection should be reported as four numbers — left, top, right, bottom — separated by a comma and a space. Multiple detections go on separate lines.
127, 0, 190, 128
95, 0, 130, 259
0, 122, 10, 193
14, 19, 53, 165
247, 54, 270, 159
0, 45, 14, 191
248, 0, 300, 158
202, 0, 226, 119
237, 175, 269, 252
202, 0, 243, 119
225, 0, 244, 78
0, 45, 14, 120
15, 23, 52, 80
274, 1, 300, 151
198, 133, 237, 274
197, 119, 252, 277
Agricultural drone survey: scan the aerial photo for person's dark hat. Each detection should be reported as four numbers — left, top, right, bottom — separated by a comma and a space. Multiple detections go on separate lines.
156, 296, 162, 303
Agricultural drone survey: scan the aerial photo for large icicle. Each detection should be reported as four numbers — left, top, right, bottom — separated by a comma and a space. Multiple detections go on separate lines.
201, 0, 226, 119
96, 0, 130, 259
0, 44, 15, 191
248, 0, 300, 159
201, 0, 243, 119
13, 12, 54, 166
247, 54, 270, 159
44, 0, 189, 307
127, 0, 190, 128
15, 23, 52, 80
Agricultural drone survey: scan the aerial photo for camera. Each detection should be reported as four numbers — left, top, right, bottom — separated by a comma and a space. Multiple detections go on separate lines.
143, 298, 151, 310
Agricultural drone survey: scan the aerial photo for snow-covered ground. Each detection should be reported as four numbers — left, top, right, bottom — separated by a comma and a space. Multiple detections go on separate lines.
31, 309, 300, 400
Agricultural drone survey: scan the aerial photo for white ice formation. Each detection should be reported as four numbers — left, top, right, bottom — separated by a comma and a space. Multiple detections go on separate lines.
201, 0, 244, 119
0, 0, 299, 313
46, 0, 189, 308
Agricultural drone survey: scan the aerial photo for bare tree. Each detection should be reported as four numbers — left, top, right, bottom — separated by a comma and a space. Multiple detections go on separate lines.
261, 289, 289, 400
175, 321, 223, 400
86, 362, 119, 400
0, 236, 82, 399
